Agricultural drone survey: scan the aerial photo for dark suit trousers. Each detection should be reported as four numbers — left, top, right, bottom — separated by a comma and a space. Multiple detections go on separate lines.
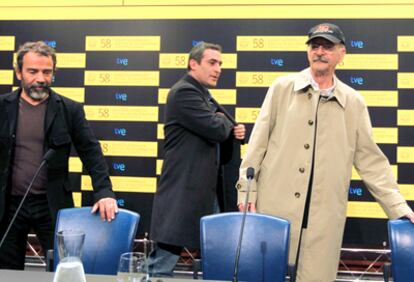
0, 194, 54, 269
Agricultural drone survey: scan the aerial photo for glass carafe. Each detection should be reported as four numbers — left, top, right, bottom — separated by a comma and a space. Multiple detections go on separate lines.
53, 230, 86, 282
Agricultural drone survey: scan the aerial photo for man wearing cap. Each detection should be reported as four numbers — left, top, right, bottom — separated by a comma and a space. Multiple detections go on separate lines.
236, 23, 414, 281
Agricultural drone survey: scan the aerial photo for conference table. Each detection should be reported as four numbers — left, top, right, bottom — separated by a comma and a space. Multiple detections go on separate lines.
0, 270, 225, 282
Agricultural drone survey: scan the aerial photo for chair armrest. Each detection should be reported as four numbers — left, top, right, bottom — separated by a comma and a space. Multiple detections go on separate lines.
383, 262, 391, 282
192, 258, 201, 279
46, 249, 54, 272
287, 263, 296, 282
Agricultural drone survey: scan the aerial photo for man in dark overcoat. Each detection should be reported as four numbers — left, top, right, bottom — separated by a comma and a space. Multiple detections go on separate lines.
149, 42, 245, 276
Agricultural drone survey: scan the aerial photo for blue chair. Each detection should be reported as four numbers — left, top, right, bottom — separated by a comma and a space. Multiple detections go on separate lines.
52, 207, 140, 275
384, 219, 414, 282
200, 212, 291, 282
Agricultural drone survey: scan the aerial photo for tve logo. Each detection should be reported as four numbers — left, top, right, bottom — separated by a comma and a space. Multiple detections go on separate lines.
116, 57, 129, 66
114, 128, 127, 136
113, 162, 126, 172
117, 199, 125, 207
270, 58, 284, 67
349, 186, 363, 197
192, 40, 204, 46
350, 40, 364, 49
115, 92, 128, 102
350, 76, 364, 85
44, 40, 57, 48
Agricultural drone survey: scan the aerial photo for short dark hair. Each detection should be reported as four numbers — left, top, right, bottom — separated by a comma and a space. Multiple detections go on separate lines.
15, 41, 57, 72
187, 42, 222, 70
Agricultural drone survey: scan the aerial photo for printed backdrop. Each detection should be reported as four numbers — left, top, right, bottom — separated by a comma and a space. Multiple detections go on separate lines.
1, 2, 414, 247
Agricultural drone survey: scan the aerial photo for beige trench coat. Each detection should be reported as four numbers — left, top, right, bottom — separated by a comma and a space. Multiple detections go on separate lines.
237, 68, 412, 282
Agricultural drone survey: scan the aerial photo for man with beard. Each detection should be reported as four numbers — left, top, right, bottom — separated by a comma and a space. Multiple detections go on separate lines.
237, 23, 414, 281
0, 41, 118, 269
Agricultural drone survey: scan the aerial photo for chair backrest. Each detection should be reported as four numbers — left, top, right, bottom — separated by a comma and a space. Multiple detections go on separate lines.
388, 219, 414, 282
200, 212, 290, 282
54, 207, 140, 275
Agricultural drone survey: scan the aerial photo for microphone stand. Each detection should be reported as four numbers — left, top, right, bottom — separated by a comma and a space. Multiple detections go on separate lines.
0, 149, 54, 249
232, 168, 254, 282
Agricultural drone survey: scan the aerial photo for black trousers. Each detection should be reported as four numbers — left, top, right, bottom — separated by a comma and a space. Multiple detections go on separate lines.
0, 194, 54, 270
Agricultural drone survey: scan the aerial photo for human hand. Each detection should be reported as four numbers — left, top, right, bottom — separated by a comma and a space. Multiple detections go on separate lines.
91, 197, 119, 222
405, 212, 414, 224
238, 202, 256, 213
233, 124, 246, 140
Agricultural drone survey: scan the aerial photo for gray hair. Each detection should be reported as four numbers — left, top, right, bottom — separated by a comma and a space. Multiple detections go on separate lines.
187, 42, 222, 70
15, 41, 57, 72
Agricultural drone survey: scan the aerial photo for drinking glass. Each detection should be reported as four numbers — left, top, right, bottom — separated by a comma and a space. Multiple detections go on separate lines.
117, 252, 149, 282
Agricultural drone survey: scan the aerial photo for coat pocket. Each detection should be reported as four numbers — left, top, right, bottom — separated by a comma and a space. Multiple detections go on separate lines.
47, 134, 72, 170
51, 134, 71, 147
63, 180, 72, 192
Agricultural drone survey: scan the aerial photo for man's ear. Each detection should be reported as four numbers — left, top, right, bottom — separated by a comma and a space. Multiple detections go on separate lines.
14, 65, 22, 80
188, 59, 198, 71
339, 46, 346, 64
341, 46, 347, 55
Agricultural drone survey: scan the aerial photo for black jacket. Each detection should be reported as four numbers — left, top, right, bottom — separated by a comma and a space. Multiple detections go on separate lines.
150, 74, 234, 248
0, 89, 114, 223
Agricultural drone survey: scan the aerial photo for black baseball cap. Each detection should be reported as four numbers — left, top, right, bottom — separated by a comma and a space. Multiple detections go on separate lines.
306, 23, 346, 45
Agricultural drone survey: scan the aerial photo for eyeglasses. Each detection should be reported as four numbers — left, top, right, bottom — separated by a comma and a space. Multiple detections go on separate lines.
309, 42, 336, 51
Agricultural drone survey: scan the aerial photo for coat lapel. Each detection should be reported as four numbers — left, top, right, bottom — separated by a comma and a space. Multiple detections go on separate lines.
183, 74, 213, 110
4, 90, 20, 136
44, 92, 61, 135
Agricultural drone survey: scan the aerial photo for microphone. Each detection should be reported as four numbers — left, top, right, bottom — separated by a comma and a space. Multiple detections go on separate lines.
233, 167, 255, 282
42, 148, 56, 162
246, 167, 254, 180
0, 148, 56, 249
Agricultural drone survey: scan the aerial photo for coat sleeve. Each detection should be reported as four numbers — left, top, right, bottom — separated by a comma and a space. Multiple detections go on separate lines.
172, 87, 233, 143
236, 81, 278, 205
68, 102, 115, 202
354, 102, 412, 219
